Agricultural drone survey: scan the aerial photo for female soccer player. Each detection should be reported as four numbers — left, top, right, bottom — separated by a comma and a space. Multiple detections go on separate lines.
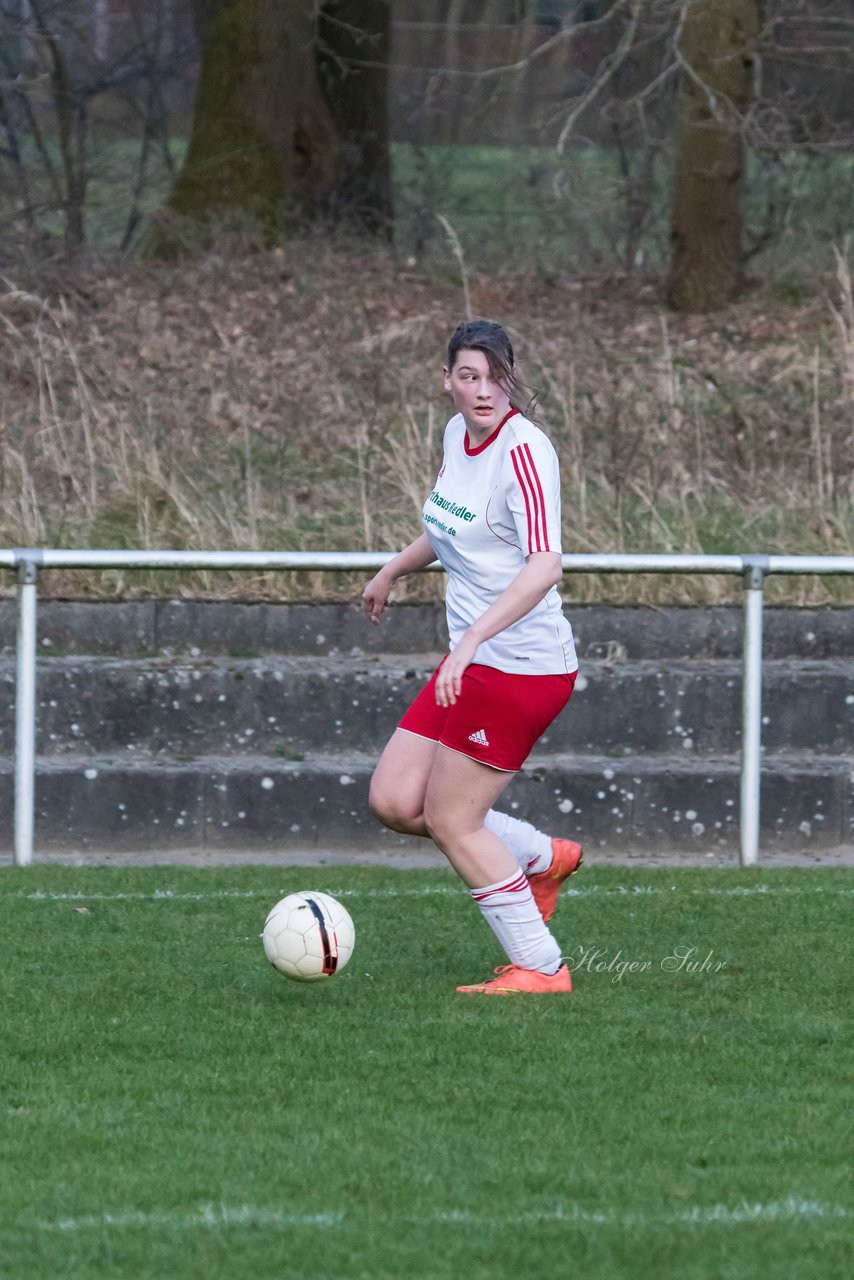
361, 320, 582, 995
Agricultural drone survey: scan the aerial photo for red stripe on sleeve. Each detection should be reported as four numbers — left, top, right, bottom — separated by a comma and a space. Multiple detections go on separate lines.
522, 442, 550, 551
510, 448, 536, 554
516, 447, 544, 551
513, 446, 545, 552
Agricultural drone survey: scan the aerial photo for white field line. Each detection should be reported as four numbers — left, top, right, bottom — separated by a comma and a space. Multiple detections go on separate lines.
36, 1197, 852, 1235
8, 882, 854, 905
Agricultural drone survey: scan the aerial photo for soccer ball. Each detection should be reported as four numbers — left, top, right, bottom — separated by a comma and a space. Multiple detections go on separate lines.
262, 891, 355, 982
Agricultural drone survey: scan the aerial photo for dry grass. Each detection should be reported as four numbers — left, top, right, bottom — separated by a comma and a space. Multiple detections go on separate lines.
1, 233, 853, 605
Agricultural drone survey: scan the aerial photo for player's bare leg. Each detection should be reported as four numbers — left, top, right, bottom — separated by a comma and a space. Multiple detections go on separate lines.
423, 747, 569, 990
368, 728, 438, 836
421, 745, 517, 888
370, 729, 582, 917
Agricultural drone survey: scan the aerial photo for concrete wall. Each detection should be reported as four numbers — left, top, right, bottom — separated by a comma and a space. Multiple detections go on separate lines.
1, 601, 852, 856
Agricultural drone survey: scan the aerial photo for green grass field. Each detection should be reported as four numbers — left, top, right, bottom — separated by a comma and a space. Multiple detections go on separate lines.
1, 864, 851, 1279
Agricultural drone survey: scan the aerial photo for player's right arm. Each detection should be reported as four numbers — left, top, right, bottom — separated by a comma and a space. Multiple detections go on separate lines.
361, 532, 437, 625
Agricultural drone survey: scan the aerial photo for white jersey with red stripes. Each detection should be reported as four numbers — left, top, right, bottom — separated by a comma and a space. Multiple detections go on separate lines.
421, 409, 577, 675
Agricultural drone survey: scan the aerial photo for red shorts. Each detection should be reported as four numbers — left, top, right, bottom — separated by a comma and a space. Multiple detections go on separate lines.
398, 660, 576, 772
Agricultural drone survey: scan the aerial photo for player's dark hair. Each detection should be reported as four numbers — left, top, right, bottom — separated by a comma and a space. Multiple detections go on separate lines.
446, 319, 539, 418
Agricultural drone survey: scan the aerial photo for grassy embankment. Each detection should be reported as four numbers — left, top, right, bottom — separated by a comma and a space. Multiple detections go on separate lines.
1, 143, 852, 605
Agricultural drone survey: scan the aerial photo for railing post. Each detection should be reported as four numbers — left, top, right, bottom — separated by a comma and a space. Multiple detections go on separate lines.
14, 556, 39, 867
740, 556, 767, 867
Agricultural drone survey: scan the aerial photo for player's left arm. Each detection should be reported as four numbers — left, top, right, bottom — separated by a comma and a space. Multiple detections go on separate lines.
434, 552, 561, 707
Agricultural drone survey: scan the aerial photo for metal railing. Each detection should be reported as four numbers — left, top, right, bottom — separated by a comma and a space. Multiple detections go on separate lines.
3, 547, 854, 869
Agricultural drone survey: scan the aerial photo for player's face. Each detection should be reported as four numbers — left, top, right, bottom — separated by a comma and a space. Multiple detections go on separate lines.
443, 348, 512, 438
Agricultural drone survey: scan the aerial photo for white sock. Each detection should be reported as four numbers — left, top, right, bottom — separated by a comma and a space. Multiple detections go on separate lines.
470, 870, 562, 974
484, 810, 553, 875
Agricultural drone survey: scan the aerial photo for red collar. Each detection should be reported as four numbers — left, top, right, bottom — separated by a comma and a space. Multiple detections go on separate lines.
463, 407, 519, 456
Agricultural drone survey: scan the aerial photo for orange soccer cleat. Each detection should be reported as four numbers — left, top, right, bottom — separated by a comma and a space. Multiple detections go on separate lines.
456, 963, 573, 995
528, 838, 584, 922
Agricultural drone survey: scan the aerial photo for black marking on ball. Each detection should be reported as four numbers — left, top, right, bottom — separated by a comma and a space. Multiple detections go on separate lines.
305, 897, 337, 974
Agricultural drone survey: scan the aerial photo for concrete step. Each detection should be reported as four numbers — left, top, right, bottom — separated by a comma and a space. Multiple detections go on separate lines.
3, 600, 854, 659
3, 655, 852, 757
1, 752, 851, 856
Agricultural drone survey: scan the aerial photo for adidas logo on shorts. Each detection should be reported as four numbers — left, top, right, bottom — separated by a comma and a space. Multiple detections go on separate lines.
468, 728, 490, 747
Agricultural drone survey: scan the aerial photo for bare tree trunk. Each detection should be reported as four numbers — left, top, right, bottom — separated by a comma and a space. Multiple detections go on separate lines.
317, 0, 393, 237
150, 0, 341, 252
30, 0, 87, 249
0, 80, 39, 235
667, 0, 760, 312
